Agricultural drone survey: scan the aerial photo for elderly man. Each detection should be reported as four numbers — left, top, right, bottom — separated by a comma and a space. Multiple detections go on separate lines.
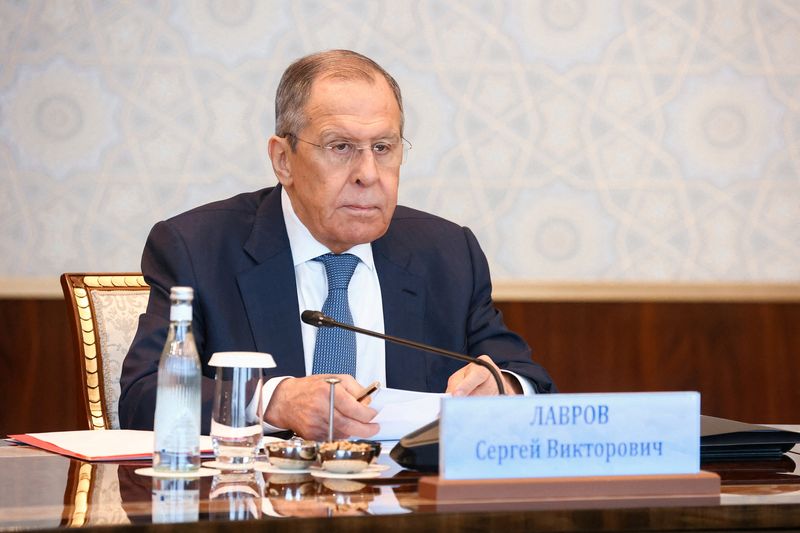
119, 50, 555, 440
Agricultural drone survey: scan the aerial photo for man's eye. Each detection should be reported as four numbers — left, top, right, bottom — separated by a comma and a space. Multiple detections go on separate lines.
373, 143, 392, 155
329, 142, 353, 154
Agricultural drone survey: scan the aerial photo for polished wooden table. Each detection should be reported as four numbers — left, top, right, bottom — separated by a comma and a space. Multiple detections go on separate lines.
2, 439, 800, 532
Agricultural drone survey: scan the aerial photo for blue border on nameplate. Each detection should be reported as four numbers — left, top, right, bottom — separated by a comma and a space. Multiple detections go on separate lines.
440, 391, 700, 480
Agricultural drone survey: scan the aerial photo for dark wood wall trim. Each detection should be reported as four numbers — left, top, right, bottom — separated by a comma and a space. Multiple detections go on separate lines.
496, 301, 800, 424
1, 298, 798, 436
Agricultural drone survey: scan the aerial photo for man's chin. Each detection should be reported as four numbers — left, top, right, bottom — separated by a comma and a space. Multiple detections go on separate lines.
332, 225, 390, 250
349, 229, 389, 246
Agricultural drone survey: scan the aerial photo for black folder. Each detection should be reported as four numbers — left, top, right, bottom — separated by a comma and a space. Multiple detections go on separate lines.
700, 415, 800, 461
391, 416, 800, 471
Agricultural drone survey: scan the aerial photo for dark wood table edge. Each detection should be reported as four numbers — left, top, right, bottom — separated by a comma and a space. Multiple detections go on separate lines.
21, 502, 800, 533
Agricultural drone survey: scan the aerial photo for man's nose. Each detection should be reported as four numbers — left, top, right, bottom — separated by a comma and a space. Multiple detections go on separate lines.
352, 148, 380, 185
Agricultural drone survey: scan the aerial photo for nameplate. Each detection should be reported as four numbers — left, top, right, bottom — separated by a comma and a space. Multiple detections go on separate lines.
439, 391, 700, 480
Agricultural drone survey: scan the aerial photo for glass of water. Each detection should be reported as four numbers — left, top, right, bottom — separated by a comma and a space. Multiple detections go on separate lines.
209, 351, 276, 468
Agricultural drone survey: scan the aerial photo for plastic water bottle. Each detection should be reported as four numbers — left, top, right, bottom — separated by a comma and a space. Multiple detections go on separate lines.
153, 286, 201, 472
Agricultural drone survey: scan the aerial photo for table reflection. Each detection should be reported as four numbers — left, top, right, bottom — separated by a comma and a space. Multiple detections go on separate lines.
209, 470, 265, 521
262, 474, 379, 517
116, 462, 413, 522
705, 454, 800, 485
151, 477, 199, 524
3, 442, 800, 531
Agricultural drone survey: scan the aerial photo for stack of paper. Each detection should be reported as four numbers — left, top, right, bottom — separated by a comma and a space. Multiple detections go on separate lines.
370, 387, 446, 441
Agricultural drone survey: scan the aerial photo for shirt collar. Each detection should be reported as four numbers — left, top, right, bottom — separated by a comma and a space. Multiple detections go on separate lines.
281, 187, 375, 270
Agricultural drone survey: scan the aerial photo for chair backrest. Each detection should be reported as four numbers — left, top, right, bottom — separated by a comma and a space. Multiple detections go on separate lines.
61, 274, 150, 430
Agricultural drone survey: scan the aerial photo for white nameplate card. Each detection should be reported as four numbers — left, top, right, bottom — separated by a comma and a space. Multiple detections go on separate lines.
440, 391, 700, 480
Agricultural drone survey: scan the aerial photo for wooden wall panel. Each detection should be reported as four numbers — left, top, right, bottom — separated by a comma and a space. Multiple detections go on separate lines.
0, 298, 798, 436
496, 301, 800, 424
0, 299, 84, 435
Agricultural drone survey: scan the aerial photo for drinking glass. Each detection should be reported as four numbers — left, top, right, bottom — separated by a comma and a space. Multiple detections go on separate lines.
209, 351, 276, 467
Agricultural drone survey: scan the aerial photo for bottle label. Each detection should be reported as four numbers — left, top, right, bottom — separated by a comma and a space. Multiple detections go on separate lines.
154, 382, 201, 462
155, 408, 200, 452
170, 304, 192, 322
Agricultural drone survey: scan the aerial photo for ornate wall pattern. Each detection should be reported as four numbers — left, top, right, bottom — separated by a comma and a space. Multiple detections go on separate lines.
1, 0, 798, 285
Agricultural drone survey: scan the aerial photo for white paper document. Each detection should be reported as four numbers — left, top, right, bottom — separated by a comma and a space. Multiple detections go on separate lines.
368, 387, 447, 441
9, 430, 214, 461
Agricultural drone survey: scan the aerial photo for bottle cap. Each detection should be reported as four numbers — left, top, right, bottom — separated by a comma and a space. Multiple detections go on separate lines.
170, 286, 194, 300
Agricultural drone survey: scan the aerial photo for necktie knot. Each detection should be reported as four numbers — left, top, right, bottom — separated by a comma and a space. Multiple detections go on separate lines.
314, 253, 360, 290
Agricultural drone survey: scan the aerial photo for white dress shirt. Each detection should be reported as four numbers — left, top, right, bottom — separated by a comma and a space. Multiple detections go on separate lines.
282, 187, 388, 386
258, 188, 533, 432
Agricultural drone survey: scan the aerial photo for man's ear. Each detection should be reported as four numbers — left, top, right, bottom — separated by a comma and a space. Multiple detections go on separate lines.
267, 135, 292, 186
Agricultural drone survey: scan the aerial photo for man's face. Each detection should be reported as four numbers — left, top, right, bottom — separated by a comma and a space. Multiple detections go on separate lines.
273, 75, 402, 253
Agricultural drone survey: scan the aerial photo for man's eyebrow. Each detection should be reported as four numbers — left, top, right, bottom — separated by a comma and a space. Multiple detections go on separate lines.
317, 129, 352, 140
318, 130, 400, 142
319, 132, 402, 145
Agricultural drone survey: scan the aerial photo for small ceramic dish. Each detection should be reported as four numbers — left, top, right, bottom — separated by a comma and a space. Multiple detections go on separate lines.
318, 441, 376, 473
352, 439, 381, 462
266, 438, 319, 470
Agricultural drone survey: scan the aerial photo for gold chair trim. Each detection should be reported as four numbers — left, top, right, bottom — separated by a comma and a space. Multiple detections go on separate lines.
71, 283, 105, 430
65, 273, 150, 431
83, 275, 147, 288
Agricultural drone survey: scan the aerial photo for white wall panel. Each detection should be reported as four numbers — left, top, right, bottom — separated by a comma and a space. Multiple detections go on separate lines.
1, 0, 798, 289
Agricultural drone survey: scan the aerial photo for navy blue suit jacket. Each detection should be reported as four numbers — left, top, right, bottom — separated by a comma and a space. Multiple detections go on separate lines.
119, 186, 555, 432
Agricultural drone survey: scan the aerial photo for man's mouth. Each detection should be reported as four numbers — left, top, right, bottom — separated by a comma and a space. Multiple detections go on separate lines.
342, 204, 379, 212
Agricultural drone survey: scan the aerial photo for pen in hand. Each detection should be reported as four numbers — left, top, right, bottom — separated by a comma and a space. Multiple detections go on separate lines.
356, 381, 381, 403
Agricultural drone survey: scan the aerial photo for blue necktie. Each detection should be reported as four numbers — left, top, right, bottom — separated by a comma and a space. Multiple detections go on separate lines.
312, 253, 360, 376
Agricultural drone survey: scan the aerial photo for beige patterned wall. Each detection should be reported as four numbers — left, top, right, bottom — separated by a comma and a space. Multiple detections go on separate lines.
1, 0, 798, 294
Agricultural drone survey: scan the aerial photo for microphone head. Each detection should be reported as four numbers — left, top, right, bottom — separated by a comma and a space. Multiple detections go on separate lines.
301, 310, 328, 327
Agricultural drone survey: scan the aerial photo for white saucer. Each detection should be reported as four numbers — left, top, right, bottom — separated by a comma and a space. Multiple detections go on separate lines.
202, 460, 257, 471
135, 466, 220, 478
310, 469, 381, 480
314, 463, 388, 473
254, 462, 313, 474
254, 462, 388, 476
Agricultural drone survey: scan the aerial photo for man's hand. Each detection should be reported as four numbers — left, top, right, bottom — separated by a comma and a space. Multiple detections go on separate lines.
446, 355, 522, 396
265, 375, 379, 440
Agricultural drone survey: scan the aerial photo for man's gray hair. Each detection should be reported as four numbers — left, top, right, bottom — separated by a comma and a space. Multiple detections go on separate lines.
275, 50, 404, 148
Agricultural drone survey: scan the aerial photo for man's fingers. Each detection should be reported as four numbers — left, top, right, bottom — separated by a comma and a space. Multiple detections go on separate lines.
332, 414, 380, 439
446, 363, 486, 396
455, 367, 481, 396
334, 386, 378, 423
446, 355, 506, 396
334, 374, 367, 396
294, 407, 379, 441
266, 375, 379, 439
475, 355, 521, 395
445, 366, 467, 395
304, 412, 379, 441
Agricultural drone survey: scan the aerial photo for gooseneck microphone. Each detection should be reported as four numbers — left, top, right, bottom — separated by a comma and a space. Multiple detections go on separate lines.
300, 310, 505, 395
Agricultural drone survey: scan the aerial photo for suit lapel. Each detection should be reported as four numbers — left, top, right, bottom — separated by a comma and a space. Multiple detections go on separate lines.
236, 186, 305, 378
373, 234, 429, 391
